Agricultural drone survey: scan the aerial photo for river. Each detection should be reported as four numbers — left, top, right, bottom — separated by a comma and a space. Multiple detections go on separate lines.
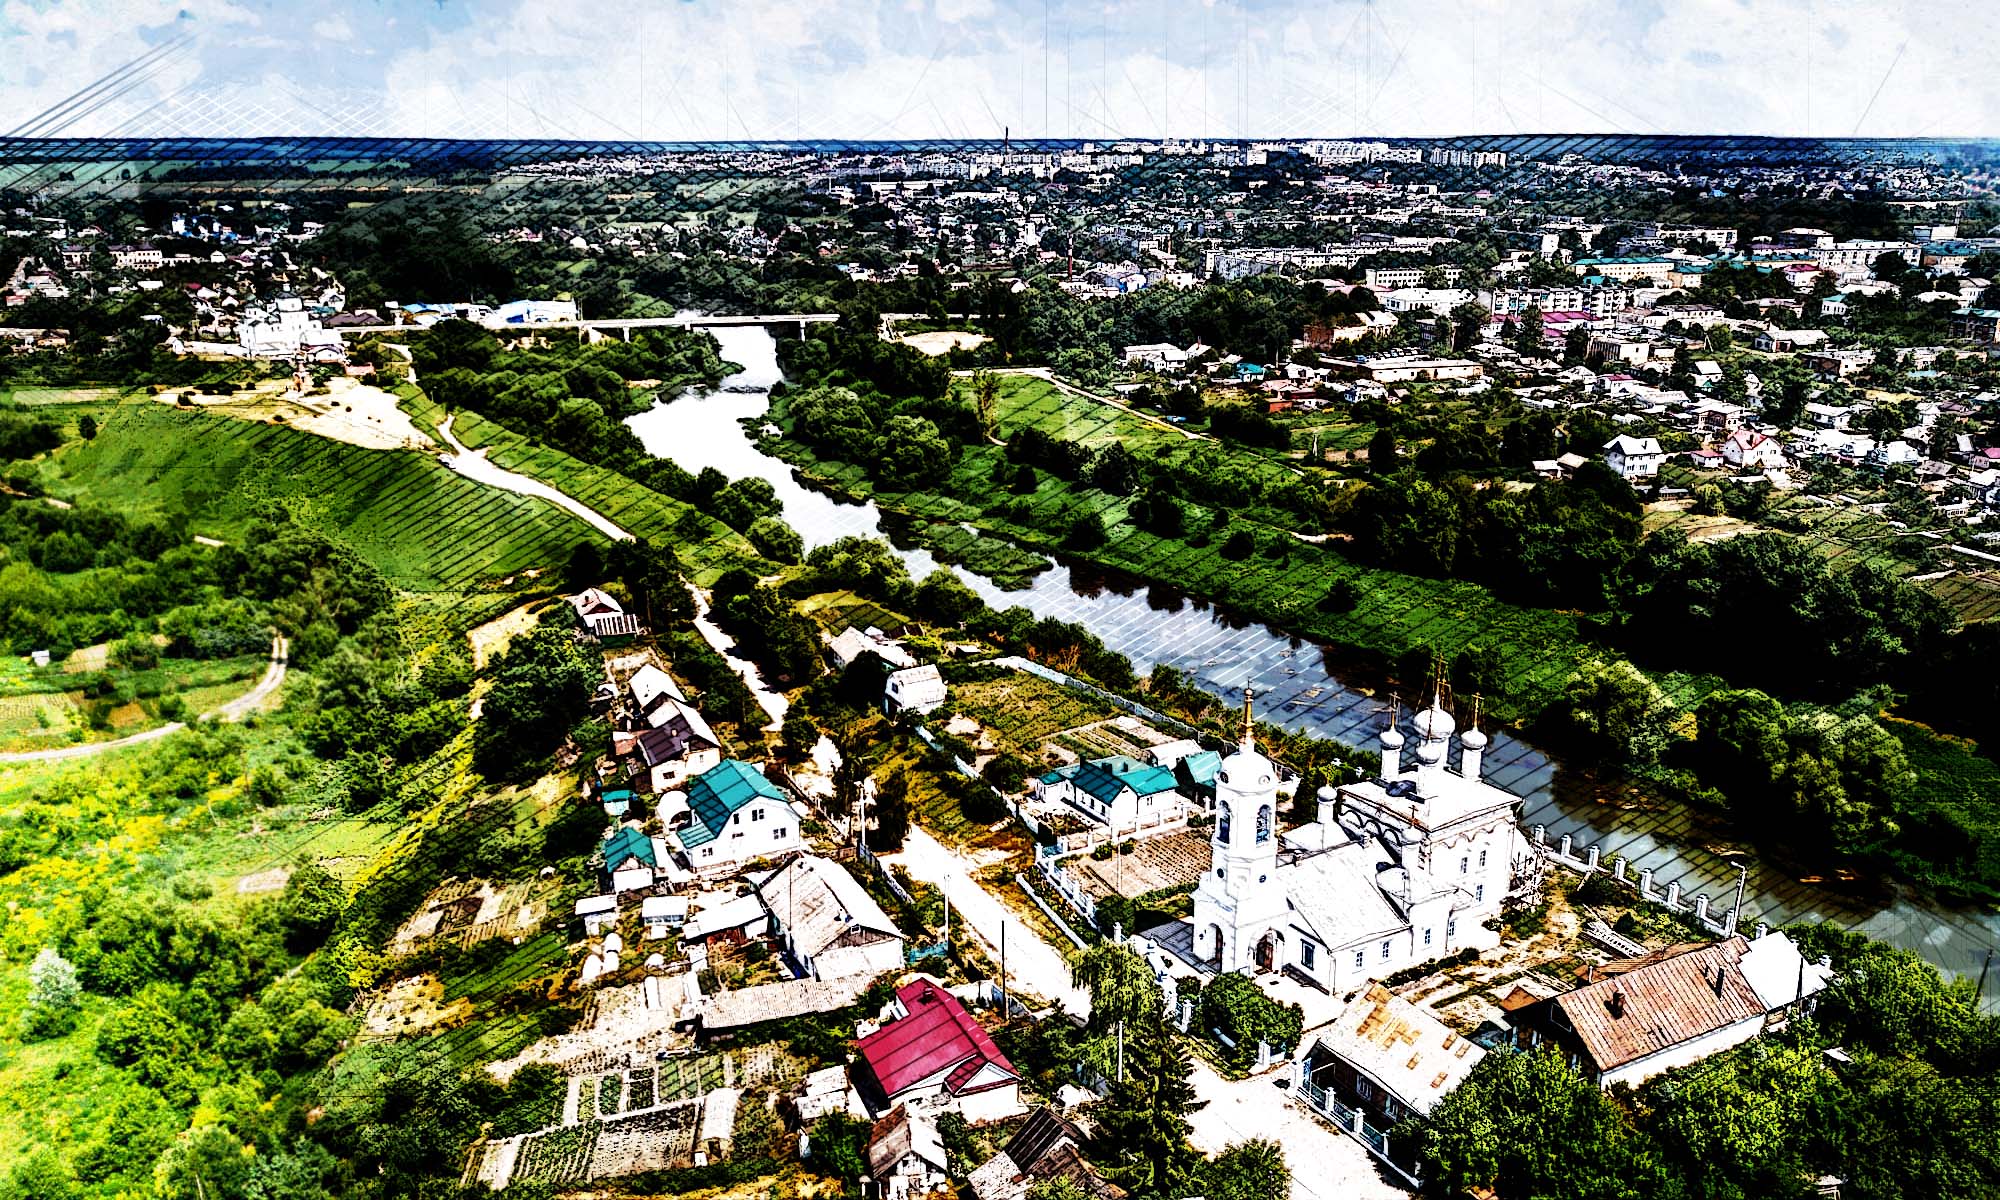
629, 325, 2000, 995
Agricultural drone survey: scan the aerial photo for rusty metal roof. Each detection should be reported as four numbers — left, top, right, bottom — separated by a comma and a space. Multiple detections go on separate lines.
1553, 936, 1766, 1074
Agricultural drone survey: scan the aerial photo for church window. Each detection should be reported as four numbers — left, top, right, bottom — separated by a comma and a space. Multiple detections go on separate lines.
1380, 940, 1391, 961
1476, 884, 1485, 902
1255, 805, 1273, 844
1479, 849, 1488, 867
1460, 855, 1468, 875
1354, 950, 1364, 969
1217, 803, 1232, 843
1447, 918, 1456, 938
1424, 927, 1433, 946
1301, 942, 1316, 969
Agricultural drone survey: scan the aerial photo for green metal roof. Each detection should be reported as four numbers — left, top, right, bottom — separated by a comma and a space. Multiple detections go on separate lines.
1070, 756, 1179, 805
678, 759, 787, 849
603, 825, 656, 871
1177, 750, 1223, 787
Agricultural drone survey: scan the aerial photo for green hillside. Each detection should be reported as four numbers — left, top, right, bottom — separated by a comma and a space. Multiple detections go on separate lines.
35, 404, 599, 592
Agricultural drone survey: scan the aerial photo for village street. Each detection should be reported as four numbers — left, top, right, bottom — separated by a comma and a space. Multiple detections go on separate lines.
887, 826, 1090, 1017
1187, 1060, 1411, 1200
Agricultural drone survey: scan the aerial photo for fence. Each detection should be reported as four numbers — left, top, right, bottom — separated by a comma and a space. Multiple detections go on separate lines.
991, 655, 1207, 741
855, 840, 916, 906
1530, 825, 1762, 941
1296, 1078, 1420, 1187
1035, 850, 1099, 928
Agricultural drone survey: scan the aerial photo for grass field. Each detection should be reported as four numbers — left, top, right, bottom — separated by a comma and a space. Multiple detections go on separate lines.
32, 403, 600, 592
406, 397, 759, 586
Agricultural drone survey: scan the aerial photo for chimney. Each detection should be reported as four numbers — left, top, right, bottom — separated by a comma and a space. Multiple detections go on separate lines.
1608, 988, 1625, 1018
1316, 784, 1338, 830
1712, 966, 1726, 998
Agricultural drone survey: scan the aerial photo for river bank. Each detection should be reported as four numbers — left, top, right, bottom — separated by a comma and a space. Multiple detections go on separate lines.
627, 325, 2000, 1001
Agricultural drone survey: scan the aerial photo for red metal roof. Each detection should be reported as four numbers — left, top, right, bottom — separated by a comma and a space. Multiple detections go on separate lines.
858, 978, 1019, 1101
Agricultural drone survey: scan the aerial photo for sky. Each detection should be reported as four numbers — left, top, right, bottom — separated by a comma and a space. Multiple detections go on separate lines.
0, 0, 1996, 142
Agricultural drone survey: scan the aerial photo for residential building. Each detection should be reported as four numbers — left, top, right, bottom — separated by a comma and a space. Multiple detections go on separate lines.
1364, 266, 1464, 289
1379, 286, 1471, 315
1328, 354, 1482, 383
1753, 326, 1830, 353
829, 626, 918, 670
618, 704, 723, 793
1811, 239, 1919, 271
569, 588, 642, 641
1952, 307, 2000, 344
884, 665, 948, 715
1297, 984, 1485, 1128
1720, 429, 1787, 471
1123, 342, 1189, 369
1509, 932, 1832, 1089
1035, 755, 1188, 833
864, 1106, 950, 1200
603, 826, 671, 892
755, 854, 906, 980
968, 1108, 1125, 1200
671, 759, 803, 874
1801, 348, 1876, 379
1570, 257, 1673, 283
854, 978, 1024, 1121
1604, 434, 1665, 480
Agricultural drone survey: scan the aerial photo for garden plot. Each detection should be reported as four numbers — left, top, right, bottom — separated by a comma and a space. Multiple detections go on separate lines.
587, 1099, 702, 1179
1068, 829, 1213, 901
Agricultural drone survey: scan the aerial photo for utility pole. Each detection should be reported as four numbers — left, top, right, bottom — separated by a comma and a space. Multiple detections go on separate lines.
1000, 923, 1008, 1017
1979, 948, 1994, 1005
1727, 862, 1749, 934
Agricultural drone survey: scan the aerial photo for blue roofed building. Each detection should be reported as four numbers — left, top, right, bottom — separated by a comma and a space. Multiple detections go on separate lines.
671, 759, 804, 875
1173, 750, 1224, 806
603, 824, 671, 892
1035, 755, 1190, 835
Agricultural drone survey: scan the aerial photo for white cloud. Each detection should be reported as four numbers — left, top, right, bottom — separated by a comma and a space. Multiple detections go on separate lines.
0, 0, 1994, 139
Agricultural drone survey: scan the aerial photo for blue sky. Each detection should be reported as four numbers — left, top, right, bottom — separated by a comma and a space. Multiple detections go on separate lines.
1, 0, 1994, 140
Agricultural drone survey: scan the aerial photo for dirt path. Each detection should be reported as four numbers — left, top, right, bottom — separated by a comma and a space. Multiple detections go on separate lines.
437, 415, 633, 542
0, 636, 289, 764
887, 825, 1088, 1016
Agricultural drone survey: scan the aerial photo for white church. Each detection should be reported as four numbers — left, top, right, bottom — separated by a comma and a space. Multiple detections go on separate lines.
1187, 691, 1526, 993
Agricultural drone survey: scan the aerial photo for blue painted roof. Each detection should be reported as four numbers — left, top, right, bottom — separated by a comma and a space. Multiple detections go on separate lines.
679, 759, 787, 848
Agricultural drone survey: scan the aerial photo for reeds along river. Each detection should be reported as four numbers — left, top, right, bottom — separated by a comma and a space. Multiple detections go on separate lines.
628, 324, 2000, 999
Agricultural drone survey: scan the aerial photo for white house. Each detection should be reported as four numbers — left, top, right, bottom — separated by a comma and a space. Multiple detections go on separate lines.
1122, 342, 1189, 370
884, 665, 948, 716
1035, 756, 1188, 834
864, 1106, 950, 1200
569, 588, 641, 640
1604, 434, 1665, 480
671, 759, 804, 875
1511, 931, 1831, 1090
1720, 429, 1787, 471
1297, 984, 1486, 1127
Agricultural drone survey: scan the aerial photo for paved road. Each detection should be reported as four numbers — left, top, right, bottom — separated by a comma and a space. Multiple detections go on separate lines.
0, 636, 290, 764
1187, 1059, 1412, 1200
334, 313, 838, 337
888, 826, 1090, 1017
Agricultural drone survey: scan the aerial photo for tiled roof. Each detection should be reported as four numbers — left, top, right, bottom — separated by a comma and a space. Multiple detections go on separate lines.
858, 978, 1018, 1101
1552, 937, 1767, 1074
678, 759, 786, 849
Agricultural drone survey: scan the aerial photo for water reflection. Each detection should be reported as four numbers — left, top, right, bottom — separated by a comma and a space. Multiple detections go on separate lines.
627, 325, 2000, 993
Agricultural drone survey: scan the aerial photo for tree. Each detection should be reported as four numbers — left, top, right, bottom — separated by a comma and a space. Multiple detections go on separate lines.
867, 769, 912, 852
1198, 1139, 1290, 1200
913, 568, 983, 625
76, 413, 97, 440
876, 415, 956, 490
21, 947, 81, 1039
1071, 943, 1162, 1036
1563, 325, 1591, 365
1514, 305, 1545, 357
276, 860, 346, 953
1196, 972, 1304, 1066
971, 370, 1002, 436
1415, 1047, 1651, 1200
1368, 426, 1400, 474
1557, 657, 1677, 764
1088, 1013, 1202, 1195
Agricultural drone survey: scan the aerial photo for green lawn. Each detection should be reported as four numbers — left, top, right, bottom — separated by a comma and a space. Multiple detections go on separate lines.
31, 404, 600, 592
